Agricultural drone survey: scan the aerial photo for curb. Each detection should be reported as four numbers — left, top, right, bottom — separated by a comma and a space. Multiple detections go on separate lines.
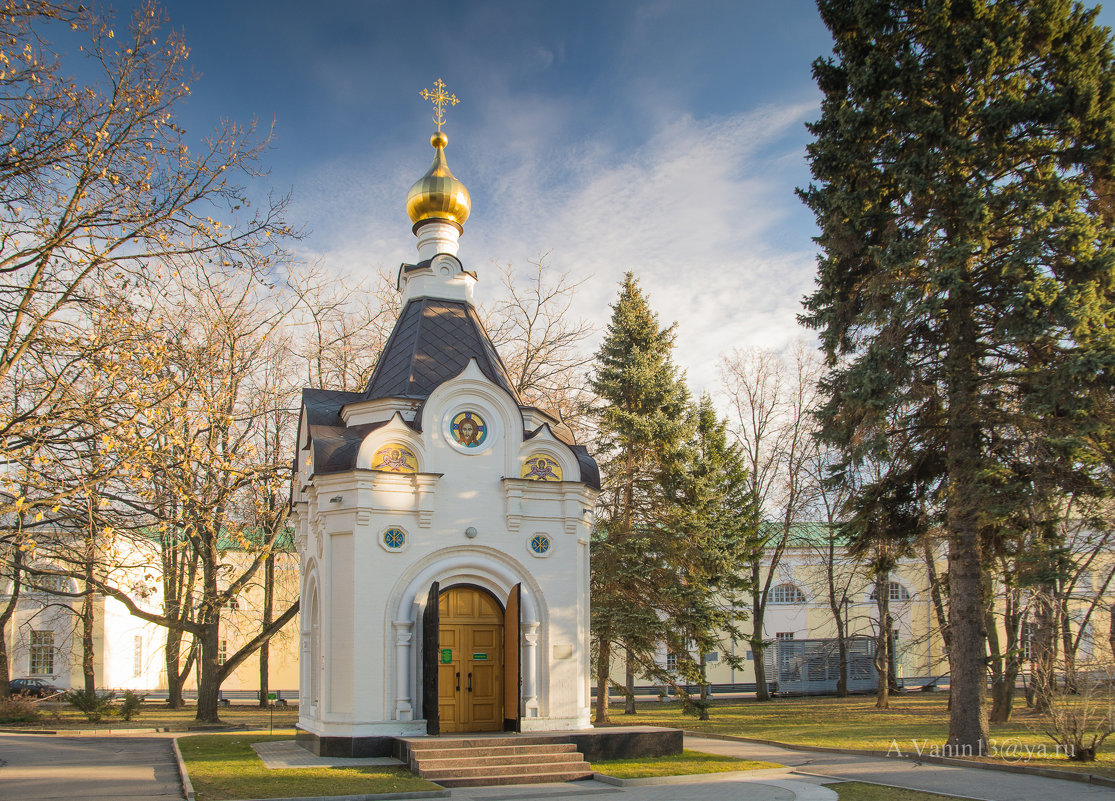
684, 731, 1115, 789
172, 736, 196, 801
171, 734, 448, 801
593, 766, 796, 786
221, 793, 449, 801
791, 771, 997, 801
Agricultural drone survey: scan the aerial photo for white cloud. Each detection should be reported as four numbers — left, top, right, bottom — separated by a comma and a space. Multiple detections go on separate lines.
290, 99, 822, 399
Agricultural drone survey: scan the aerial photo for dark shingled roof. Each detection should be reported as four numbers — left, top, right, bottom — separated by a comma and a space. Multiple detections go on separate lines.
570, 444, 600, 490
300, 388, 386, 474
363, 297, 520, 403
295, 300, 600, 487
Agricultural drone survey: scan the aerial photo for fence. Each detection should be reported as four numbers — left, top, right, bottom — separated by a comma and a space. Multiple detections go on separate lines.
765, 636, 878, 694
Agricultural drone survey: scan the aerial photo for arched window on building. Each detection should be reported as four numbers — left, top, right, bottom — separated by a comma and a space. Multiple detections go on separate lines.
769, 583, 807, 604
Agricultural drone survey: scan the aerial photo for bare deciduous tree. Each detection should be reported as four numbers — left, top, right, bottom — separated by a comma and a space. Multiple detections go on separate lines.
720, 342, 820, 701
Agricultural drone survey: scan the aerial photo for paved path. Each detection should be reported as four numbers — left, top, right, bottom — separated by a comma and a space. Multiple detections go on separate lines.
3, 729, 1114, 801
446, 775, 837, 801
0, 733, 183, 801
685, 735, 1115, 801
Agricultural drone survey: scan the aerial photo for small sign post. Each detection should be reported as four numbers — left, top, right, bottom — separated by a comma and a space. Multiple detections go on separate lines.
268, 693, 277, 733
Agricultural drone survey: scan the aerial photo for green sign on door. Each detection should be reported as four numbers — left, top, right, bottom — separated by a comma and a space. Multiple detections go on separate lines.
440, 648, 453, 664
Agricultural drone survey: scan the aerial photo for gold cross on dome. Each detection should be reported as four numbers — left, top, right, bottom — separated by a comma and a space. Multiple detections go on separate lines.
420, 78, 459, 131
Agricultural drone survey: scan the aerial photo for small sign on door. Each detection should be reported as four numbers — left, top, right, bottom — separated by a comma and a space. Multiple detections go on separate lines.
473, 653, 488, 660
441, 648, 453, 664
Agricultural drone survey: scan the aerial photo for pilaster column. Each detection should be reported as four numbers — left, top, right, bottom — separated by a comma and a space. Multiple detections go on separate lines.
523, 622, 540, 716
393, 620, 414, 720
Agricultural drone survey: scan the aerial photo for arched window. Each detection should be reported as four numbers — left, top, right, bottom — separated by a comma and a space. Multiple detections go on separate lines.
770, 583, 807, 604
870, 581, 911, 602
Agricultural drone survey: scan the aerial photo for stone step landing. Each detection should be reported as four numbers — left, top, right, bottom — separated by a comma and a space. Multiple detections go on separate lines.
397, 735, 594, 787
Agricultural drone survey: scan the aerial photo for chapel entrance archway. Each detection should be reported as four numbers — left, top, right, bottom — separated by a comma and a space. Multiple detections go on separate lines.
437, 585, 503, 732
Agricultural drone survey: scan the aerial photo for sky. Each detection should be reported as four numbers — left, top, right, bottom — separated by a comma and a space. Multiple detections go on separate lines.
80, 0, 1115, 397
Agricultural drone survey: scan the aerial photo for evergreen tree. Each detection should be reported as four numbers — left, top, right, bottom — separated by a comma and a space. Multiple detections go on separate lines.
589, 272, 689, 723
656, 394, 759, 720
800, 0, 1115, 751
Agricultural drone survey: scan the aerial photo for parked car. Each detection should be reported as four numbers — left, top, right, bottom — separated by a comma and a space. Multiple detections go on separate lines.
8, 678, 63, 698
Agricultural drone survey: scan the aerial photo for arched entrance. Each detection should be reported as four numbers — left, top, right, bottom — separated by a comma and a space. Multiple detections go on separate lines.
437, 585, 503, 732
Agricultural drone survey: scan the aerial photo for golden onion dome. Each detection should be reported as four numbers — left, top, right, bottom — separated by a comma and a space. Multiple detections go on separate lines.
406, 131, 471, 227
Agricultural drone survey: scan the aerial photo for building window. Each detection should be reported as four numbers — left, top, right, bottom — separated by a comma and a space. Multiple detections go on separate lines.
775, 632, 795, 641
29, 631, 54, 675
666, 652, 677, 671
226, 596, 239, 611
217, 639, 227, 666
1078, 571, 1094, 594
870, 582, 911, 602
770, 583, 807, 604
1022, 621, 1036, 661
1080, 623, 1094, 660
29, 574, 67, 593
134, 636, 143, 677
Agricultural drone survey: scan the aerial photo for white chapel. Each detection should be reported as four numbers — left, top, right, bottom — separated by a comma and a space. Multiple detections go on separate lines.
289, 82, 600, 757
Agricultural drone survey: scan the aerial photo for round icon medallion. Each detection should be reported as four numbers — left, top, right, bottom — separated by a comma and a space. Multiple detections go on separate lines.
449, 411, 487, 448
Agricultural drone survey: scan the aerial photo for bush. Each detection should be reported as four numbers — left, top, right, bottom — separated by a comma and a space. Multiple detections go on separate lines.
63, 689, 115, 722
119, 690, 145, 721
1037, 661, 1115, 762
0, 695, 41, 723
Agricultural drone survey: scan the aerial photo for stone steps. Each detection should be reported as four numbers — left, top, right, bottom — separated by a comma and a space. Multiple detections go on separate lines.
399, 735, 594, 787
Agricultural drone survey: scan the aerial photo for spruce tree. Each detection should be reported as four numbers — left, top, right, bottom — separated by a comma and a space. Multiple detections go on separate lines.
657, 394, 759, 720
801, 0, 1115, 751
589, 272, 689, 723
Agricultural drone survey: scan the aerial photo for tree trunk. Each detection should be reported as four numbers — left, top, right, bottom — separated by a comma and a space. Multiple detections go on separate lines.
923, 539, 950, 652
1109, 602, 1115, 663
165, 628, 185, 708
875, 571, 890, 709
0, 549, 24, 700
990, 606, 1016, 727
990, 582, 1021, 724
751, 564, 770, 701
195, 556, 222, 723
1031, 587, 1056, 714
0, 630, 9, 701
595, 636, 611, 724
944, 281, 990, 752
81, 518, 97, 695
81, 583, 96, 695
826, 535, 849, 697
751, 632, 769, 701
196, 619, 221, 723
259, 552, 274, 708
1059, 596, 1077, 694
698, 652, 710, 721
624, 645, 636, 715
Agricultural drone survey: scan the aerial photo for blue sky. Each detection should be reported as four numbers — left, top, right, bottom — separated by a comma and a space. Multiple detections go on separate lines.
92, 1, 1115, 395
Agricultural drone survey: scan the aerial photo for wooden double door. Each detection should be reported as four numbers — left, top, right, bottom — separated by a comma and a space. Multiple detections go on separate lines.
424, 583, 520, 734
438, 586, 502, 732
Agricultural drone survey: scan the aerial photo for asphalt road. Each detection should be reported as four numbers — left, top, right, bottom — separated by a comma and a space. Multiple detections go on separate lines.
0, 733, 183, 801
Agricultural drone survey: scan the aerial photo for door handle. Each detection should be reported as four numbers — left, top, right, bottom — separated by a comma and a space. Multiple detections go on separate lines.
455, 671, 460, 691
467, 672, 473, 692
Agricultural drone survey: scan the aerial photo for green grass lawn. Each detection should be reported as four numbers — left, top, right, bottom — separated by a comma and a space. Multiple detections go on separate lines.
603, 693, 1115, 778
834, 782, 979, 801
0, 702, 301, 730
591, 748, 782, 778
177, 732, 438, 801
